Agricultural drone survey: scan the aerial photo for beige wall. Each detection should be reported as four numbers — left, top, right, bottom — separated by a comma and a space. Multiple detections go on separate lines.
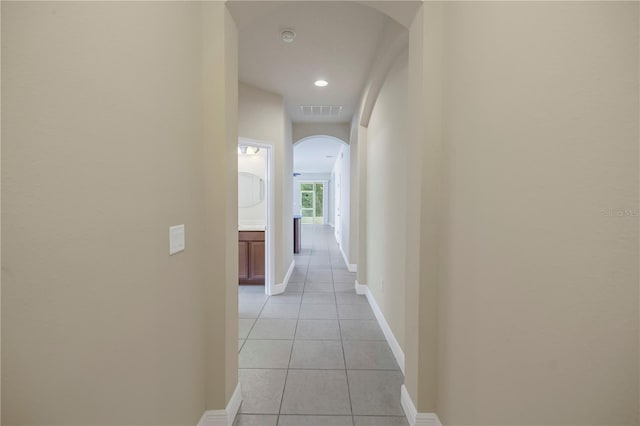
408, 2, 640, 424
332, 144, 352, 265
348, 129, 359, 267
2, 1, 238, 424
353, 10, 409, 297
353, 115, 368, 286
292, 122, 350, 145
283, 112, 294, 271
366, 50, 409, 351
405, 0, 442, 411
238, 82, 293, 283
203, 3, 239, 407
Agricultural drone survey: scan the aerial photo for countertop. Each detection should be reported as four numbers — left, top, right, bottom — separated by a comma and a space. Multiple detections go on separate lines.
239, 225, 266, 231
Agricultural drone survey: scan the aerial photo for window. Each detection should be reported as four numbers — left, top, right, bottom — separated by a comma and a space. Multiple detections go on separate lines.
300, 182, 324, 224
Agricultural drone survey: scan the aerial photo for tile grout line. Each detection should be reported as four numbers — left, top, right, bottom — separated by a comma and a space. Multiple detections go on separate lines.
335, 258, 356, 426
276, 267, 303, 424
238, 297, 269, 353
237, 291, 269, 418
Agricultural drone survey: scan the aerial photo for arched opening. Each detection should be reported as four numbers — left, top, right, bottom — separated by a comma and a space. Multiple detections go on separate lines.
293, 135, 348, 232
293, 134, 348, 147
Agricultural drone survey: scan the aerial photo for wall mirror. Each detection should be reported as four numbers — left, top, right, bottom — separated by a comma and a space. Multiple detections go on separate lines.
238, 172, 264, 207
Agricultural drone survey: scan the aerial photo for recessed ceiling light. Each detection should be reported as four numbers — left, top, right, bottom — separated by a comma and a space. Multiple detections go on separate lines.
314, 80, 328, 87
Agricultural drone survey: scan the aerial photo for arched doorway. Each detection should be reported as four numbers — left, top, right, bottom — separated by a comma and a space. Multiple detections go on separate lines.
293, 135, 348, 230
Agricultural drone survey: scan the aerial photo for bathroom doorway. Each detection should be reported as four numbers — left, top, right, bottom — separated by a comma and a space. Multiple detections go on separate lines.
238, 138, 274, 295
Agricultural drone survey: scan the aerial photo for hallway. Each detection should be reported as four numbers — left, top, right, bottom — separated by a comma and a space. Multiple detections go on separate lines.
236, 225, 407, 426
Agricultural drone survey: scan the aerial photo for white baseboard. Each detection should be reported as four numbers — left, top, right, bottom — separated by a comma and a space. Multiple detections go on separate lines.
226, 383, 242, 425
269, 259, 295, 296
401, 386, 417, 426
357, 282, 405, 374
354, 280, 367, 295
355, 285, 442, 426
416, 413, 443, 426
401, 385, 442, 426
197, 383, 242, 426
197, 411, 225, 426
338, 242, 357, 273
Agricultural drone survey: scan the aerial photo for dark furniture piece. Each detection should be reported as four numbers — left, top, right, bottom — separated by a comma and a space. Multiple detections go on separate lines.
293, 216, 301, 254
239, 231, 265, 285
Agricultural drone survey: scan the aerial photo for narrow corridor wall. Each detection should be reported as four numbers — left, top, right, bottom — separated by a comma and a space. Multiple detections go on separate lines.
332, 144, 352, 268
348, 133, 359, 269
365, 50, 409, 352
408, 2, 640, 424
2, 2, 238, 423
238, 83, 293, 284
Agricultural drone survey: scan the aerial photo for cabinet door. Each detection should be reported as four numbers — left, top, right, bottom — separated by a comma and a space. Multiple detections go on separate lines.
238, 241, 249, 280
249, 241, 265, 280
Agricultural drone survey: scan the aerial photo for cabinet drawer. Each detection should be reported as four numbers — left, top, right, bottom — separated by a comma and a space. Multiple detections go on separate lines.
239, 231, 265, 242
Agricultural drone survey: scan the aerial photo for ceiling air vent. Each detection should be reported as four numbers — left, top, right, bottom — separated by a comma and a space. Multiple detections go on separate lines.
300, 105, 343, 116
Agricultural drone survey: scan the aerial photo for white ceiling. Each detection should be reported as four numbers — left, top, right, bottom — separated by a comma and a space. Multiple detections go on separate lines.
294, 137, 344, 173
228, 1, 405, 123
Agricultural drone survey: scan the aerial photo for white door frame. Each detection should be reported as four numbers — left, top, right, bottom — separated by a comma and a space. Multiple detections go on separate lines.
239, 137, 274, 296
335, 169, 341, 242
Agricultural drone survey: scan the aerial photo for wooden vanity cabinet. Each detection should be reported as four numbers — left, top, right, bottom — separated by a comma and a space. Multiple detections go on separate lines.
239, 231, 265, 285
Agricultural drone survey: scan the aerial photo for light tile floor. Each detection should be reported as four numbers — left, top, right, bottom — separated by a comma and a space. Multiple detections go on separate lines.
236, 225, 408, 426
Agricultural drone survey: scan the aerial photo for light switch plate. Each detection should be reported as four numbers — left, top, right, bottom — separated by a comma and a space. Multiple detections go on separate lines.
169, 225, 185, 255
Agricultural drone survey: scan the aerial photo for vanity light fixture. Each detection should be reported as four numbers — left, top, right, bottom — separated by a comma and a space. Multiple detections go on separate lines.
238, 145, 260, 155
314, 80, 328, 87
